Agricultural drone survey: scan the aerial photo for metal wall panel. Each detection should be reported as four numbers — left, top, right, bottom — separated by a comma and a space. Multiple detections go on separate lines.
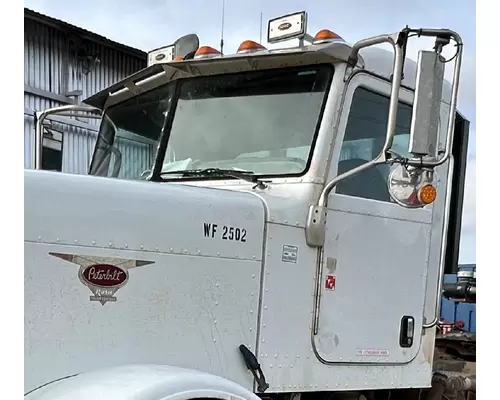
77, 41, 146, 102
62, 125, 98, 174
24, 16, 146, 172
25, 18, 145, 101
24, 18, 62, 93
115, 136, 155, 179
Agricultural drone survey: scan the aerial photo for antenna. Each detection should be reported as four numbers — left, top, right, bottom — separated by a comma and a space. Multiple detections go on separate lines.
220, 0, 226, 55
259, 12, 263, 43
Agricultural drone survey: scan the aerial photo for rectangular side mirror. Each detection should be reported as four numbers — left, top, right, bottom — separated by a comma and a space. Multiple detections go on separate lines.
408, 50, 445, 158
42, 127, 64, 172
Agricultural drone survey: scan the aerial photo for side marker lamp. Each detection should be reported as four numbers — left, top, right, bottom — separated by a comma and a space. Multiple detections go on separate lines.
417, 184, 437, 205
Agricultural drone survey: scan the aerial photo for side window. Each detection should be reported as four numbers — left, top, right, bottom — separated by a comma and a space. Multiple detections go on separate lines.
336, 86, 412, 202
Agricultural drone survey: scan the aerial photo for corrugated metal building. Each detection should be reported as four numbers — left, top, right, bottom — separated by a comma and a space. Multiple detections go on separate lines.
24, 8, 147, 174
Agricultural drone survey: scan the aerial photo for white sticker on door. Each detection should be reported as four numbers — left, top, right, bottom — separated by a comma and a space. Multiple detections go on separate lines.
356, 349, 390, 357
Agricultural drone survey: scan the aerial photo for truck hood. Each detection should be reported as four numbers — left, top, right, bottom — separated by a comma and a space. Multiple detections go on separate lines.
24, 170, 267, 393
24, 171, 267, 261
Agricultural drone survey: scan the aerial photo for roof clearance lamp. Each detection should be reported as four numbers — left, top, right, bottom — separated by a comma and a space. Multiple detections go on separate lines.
194, 46, 222, 59
388, 164, 438, 208
237, 40, 267, 54
312, 29, 344, 44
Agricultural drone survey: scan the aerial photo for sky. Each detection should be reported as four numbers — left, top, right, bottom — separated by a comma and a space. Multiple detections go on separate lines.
24, 0, 476, 263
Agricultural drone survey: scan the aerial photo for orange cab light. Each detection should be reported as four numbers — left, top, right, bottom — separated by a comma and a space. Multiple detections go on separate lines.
194, 46, 221, 59
237, 40, 266, 53
313, 29, 343, 44
173, 55, 184, 62
417, 184, 437, 205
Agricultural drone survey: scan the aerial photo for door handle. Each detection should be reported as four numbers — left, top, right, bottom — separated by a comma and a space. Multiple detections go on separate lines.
400, 315, 415, 348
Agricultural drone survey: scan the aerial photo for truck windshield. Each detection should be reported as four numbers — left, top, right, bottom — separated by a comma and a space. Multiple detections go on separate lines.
89, 65, 333, 181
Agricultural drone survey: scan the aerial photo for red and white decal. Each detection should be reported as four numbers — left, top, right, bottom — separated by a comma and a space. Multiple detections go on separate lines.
325, 275, 336, 290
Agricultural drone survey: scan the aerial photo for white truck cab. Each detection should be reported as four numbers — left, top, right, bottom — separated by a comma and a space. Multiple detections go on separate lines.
25, 11, 470, 400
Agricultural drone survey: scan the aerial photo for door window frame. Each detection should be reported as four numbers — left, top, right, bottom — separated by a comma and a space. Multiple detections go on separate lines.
326, 71, 432, 223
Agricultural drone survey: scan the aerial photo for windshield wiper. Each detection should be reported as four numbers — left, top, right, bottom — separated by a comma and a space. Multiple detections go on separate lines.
160, 168, 269, 189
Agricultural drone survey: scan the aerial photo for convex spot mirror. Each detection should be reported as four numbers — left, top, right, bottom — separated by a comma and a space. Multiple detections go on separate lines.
174, 34, 200, 59
388, 163, 438, 208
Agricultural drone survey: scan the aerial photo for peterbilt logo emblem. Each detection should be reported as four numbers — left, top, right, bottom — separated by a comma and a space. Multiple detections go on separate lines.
155, 53, 166, 61
81, 264, 127, 287
49, 253, 154, 305
278, 22, 292, 31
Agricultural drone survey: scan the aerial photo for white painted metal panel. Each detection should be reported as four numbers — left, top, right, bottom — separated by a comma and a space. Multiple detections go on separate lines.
315, 197, 431, 363
24, 170, 266, 393
24, 242, 261, 393
257, 223, 319, 388
257, 223, 433, 391
25, 365, 262, 400
25, 170, 266, 262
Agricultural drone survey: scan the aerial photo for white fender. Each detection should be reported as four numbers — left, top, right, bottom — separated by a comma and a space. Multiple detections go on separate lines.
25, 364, 262, 400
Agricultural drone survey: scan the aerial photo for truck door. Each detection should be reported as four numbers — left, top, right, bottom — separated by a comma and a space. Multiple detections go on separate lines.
314, 72, 437, 364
